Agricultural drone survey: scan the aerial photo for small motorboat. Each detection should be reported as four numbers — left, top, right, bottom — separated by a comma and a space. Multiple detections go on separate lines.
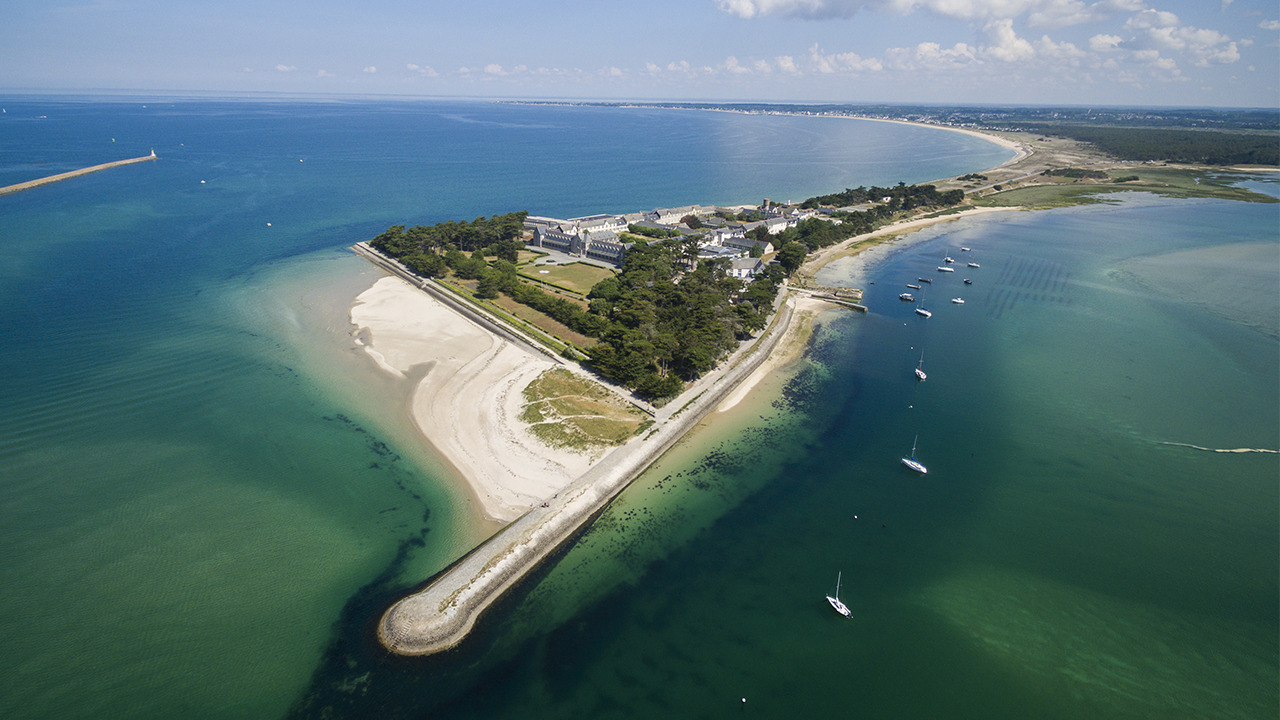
963, 279, 972, 285
944, 256, 954, 263
899, 293, 915, 301
917, 277, 932, 283
906, 284, 921, 290
915, 307, 932, 318
951, 297, 964, 304
937, 266, 954, 272
968, 262, 980, 268
960, 247, 971, 251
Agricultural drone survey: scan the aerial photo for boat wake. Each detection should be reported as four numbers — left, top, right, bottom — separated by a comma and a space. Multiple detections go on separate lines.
1159, 442, 1278, 454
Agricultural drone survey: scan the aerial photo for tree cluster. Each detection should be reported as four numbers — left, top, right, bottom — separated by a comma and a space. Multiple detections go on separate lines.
1043, 168, 1108, 179
799, 182, 963, 211
584, 240, 783, 397
626, 224, 681, 239
370, 212, 529, 256
1040, 127, 1279, 166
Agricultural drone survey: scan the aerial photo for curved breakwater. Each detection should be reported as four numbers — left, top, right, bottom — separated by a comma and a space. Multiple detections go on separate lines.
378, 299, 795, 655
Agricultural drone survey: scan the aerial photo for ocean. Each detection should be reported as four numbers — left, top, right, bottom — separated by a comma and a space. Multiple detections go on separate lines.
0, 97, 1274, 720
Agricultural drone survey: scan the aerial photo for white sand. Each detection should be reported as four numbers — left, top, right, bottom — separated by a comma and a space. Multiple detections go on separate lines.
350, 276, 591, 522
848, 117, 1031, 168
718, 295, 830, 412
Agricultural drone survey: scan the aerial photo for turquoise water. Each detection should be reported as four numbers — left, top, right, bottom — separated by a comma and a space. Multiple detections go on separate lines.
289, 194, 1277, 719
0, 97, 1016, 719
2, 98, 1275, 719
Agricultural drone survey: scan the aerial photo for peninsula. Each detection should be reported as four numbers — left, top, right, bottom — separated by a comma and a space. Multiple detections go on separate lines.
356, 179, 980, 655
0, 151, 156, 197
358, 120, 1276, 657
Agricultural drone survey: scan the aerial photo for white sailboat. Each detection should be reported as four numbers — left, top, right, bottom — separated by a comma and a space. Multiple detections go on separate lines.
827, 572, 851, 617
915, 350, 927, 380
901, 435, 928, 474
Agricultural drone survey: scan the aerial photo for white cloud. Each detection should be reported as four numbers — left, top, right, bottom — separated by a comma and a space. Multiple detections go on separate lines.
1027, 0, 1146, 29
275, 64, 297, 72
981, 19, 1036, 61
484, 64, 505, 75
808, 43, 883, 73
776, 55, 800, 74
607, 66, 624, 77
1260, 20, 1280, 31
406, 63, 438, 77
1089, 33, 1123, 51
1124, 9, 1179, 30
363, 66, 376, 73
723, 56, 753, 74
317, 69, 335, 78
883, 41, 979, 71
717, 0, 1144, 23
1035, 35, 1086, 61
242, 67, 253, 73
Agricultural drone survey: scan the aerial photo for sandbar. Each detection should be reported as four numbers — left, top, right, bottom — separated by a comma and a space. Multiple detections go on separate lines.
350, 276, 593, 522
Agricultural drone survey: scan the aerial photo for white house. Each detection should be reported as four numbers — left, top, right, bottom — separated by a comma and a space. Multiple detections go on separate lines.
726, 257, 765, 281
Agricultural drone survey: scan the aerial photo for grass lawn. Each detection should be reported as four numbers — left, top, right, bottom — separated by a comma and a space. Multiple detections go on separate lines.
974, 167, 1278, 209
492, 296, 596, 349
522, 262, 615, 295
519, 368, 648, 450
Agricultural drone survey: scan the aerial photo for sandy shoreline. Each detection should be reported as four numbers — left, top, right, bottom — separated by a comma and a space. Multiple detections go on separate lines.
848, 116, 1030, 169
352, 117, 1031, 654
350, 276, 593, 523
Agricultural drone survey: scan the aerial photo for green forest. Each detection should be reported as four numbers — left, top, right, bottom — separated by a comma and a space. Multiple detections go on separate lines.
365, 182, 964, 397
1037, 127, 1279, 166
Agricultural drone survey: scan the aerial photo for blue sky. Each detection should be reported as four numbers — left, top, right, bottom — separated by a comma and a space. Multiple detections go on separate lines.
3, 0, 1277, 107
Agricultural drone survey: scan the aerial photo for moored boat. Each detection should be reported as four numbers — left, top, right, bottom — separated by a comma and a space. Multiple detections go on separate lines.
915, 350, 926, 380
968, 262, 980, 268
906, 284, 921, 289
951, 297, 964, 304
963, 278, 972, 285
944, 256, 954, 263
899, 293, 915, 301
917, 277, 932, 283
901, 435, 927, 474
827, 572, 851, 617
915, 307, 932, 318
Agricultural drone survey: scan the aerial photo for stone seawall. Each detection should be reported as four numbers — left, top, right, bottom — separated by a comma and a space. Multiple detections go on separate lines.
377, 297, 795, 656
0, 153, 156, 197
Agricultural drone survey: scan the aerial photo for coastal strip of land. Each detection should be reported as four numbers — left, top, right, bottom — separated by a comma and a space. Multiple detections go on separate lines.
0, 152, 157, 197
376, 285, 796, 655
362, 198, 1037, 656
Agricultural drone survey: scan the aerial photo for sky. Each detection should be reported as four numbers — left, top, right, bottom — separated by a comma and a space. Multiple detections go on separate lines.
2, 0, 1277, 107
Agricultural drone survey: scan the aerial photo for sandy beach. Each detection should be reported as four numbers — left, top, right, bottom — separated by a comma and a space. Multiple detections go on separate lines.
800, 206, 1020, 282
350, 276, 594, 522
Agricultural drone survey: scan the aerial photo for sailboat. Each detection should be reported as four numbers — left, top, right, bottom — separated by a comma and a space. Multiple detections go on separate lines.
915, 294, 932, 318
827, 572, 851, 617
915, 350, 927, 381
901, 435, 927, 474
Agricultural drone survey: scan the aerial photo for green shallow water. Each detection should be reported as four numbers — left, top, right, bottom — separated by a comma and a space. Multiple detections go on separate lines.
295, 193, 1276, 720
0, 97, 1275, 719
